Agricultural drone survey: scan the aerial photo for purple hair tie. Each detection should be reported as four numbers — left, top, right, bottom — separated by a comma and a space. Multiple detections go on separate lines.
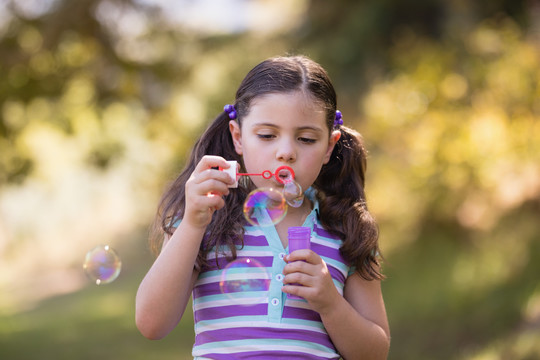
334, 110, 343, 128
224, 104, 237, 120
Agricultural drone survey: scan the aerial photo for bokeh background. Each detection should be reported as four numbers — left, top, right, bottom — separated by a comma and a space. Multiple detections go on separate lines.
1, 0, 539, 359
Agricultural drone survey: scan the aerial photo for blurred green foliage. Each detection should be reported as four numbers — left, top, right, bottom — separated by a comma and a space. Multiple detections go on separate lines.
0, 0, 539, 359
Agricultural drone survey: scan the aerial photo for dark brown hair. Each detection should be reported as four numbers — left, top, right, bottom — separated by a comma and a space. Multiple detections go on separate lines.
151, 55, 383, 280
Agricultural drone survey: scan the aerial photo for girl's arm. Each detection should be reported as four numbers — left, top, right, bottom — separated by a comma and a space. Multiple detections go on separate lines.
135, 156, 234, 339
322, 274, 390, 359
283, 251, 390, 359
135, 226, 202, 339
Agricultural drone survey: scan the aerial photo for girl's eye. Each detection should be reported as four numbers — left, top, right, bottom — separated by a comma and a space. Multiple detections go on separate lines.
299, 137, 316, 144
257, 134, 275, 140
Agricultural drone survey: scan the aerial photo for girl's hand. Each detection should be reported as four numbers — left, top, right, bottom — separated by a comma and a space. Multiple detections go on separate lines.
184, 155, 236, 229
282, 250, 341, 314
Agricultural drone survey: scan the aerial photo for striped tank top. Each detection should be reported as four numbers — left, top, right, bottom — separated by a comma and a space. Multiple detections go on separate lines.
191, 190, 352, 359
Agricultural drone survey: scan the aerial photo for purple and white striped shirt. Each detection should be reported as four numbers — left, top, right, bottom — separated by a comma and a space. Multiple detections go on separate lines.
191, 190, 352, 359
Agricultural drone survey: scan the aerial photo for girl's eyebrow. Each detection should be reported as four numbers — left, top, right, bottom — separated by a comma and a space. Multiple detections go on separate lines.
252, 122, 324, 132
297, 126, 324, 133
252, 122, 279, 128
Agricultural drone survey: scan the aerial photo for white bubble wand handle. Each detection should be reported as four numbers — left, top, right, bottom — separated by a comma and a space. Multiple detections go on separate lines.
222, 161, 239, 188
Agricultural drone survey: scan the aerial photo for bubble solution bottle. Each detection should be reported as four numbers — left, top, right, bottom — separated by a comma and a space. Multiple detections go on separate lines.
287, 226, 311, 299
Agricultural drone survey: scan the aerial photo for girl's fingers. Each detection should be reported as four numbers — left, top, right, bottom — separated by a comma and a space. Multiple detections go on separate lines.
189, 189, 226, 209
186, 156, 235, 200
282, 252, 330, 288
282, 257, 312, 276
282, 254, 337, 311
191, 157, 235, 188
194, 155, 229, 173
282, 271, 314, 287
195, 178, 231, 197
194, 156, 233, 178
282, 261, 320, 289
284, 249, 319, 264
183, 156, 235, 227
193, 167, 234, 185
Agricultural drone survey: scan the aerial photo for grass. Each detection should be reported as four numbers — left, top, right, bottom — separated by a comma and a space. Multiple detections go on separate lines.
0, 237, 195, 360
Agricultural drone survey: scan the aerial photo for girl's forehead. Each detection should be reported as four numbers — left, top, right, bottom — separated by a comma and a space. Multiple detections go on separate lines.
247, 91, 326, 118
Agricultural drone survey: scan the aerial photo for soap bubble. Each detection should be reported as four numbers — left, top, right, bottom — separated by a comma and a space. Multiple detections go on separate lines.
243, 187, 287, 226
83, 245, 122, 285
283, 180, 304, 208
219, 258, 270, 303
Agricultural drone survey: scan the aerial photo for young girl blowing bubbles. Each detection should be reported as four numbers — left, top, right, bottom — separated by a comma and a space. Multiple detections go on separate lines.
136, 55, 390, 359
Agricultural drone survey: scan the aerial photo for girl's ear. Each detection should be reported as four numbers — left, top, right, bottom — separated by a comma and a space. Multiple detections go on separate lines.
323, 130, 341, 164
229, 120, 243, 155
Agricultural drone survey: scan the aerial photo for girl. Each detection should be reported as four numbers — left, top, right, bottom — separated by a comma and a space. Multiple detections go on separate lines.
136, 55, 390, 359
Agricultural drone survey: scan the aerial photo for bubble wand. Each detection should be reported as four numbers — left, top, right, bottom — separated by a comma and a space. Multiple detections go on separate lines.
221, 161, 295, 188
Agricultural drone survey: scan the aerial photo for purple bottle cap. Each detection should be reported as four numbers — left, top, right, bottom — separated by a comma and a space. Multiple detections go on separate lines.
288, 227, 311, 240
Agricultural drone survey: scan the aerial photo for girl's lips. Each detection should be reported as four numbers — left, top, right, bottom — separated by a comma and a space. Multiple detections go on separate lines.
277, 167, 295, 183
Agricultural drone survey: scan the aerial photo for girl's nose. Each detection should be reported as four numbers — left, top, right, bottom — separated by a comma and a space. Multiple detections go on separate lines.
276, 139, 296, 162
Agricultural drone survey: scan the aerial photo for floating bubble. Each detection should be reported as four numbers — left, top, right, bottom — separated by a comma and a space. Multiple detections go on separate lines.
83, 245, 122, 285
219, 258, 270, 303
243, 187, 287, 226
283, 180, 304, 208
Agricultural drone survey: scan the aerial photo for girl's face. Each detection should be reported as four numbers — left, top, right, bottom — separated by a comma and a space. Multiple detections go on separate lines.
229, 91, 340, 193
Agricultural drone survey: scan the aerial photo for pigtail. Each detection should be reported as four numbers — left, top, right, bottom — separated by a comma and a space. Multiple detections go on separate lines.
315, 126, 383, 281
149, 111, 247, 269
